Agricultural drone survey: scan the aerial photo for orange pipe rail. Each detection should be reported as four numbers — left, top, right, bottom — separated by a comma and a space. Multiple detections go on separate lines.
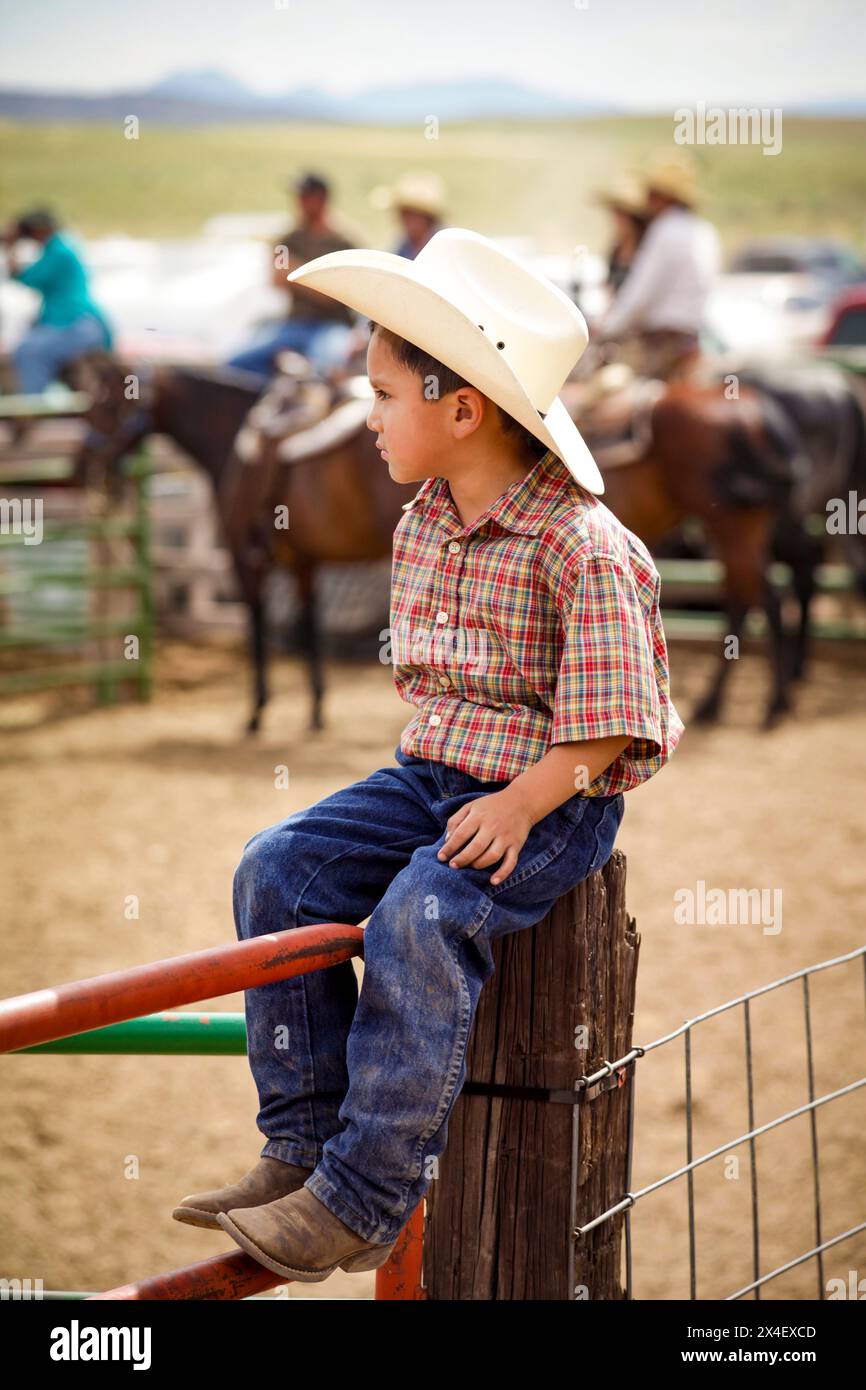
88, 1207, 427, 1300
87, 1249, 284, 1301
0, 925, 363, 1053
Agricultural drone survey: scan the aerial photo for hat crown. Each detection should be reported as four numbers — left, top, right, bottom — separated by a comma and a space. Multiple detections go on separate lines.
410, 228, 588, 411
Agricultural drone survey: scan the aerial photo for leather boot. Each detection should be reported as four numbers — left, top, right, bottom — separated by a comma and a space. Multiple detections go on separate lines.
172, 1156, 315, 1230
217, 1185, 397, 1281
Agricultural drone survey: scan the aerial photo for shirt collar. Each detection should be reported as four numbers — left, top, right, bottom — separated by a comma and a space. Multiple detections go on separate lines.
400, 449, 580, 538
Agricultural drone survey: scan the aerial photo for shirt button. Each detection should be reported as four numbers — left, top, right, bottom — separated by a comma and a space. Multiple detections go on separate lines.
429, 713, 442, 726
435, 610, 449, 624
438, 675, 450, 689
447, 541, 461, 554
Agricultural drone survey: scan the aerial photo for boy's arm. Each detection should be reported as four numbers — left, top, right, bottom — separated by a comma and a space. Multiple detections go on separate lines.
506, 735, 633, 825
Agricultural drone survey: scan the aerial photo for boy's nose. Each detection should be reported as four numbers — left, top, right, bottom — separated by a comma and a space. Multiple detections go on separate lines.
366, 403, 380, 432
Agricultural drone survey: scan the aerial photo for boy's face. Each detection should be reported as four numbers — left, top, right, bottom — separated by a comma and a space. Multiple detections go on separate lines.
366, 328, 455, 484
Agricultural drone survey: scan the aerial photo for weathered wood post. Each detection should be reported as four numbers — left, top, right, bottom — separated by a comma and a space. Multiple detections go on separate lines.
423, 849, 639, 1300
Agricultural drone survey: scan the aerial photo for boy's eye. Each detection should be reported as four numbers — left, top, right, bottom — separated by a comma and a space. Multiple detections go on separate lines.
374, 388, 389, 400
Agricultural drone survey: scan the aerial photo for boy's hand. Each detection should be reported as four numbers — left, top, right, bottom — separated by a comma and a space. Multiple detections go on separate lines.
437, 789, 534, 885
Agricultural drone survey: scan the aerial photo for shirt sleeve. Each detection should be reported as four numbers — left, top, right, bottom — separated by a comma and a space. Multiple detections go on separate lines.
11, 242, 60, 292
600, 222, 669, 338
550, 552, 665, 757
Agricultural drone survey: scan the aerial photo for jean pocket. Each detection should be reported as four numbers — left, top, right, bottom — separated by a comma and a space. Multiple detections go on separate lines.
556, 791, 592, 825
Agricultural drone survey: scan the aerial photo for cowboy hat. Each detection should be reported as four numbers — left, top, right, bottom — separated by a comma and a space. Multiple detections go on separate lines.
287, 226, 604, 493
369, 172, 446, 220
643, 151, 699, 207
591, 175, 648, 221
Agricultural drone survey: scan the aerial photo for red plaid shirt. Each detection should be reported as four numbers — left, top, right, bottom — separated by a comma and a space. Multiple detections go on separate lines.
388, 448, 684, 794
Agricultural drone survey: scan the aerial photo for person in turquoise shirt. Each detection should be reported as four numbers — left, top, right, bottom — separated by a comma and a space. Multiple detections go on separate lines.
2, 209, 113, 394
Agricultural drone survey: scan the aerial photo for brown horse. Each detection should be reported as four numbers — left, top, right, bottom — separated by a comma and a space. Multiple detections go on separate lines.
566, 377, 804, 726
66, 352, 415, 732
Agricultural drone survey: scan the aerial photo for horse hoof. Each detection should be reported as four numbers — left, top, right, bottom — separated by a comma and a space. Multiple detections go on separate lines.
762, 701, 790, 730
691, 702, 720, 725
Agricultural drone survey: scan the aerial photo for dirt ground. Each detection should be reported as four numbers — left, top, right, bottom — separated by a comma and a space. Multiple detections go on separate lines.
1, 635, 864, 1301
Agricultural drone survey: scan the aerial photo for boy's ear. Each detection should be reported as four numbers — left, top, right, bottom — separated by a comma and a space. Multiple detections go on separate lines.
452, 385, 486, 430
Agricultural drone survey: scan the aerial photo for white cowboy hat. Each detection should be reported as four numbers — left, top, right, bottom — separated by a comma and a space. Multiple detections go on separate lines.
287, 226, 605, 493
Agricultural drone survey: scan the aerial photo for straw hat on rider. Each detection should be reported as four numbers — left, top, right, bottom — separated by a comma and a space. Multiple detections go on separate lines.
643, 152, 700, 207
287, 226, 604, 493
369, 172, 447, 220
591, 174, 648, 220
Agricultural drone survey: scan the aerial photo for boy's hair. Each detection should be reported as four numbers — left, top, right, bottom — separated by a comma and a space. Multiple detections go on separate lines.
367, 320, 549, 462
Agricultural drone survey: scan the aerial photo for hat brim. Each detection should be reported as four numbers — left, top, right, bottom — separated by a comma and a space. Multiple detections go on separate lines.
288, 248, 605, 495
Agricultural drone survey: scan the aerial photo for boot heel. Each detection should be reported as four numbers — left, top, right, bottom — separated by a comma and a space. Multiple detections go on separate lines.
339, 1240, 397, 1273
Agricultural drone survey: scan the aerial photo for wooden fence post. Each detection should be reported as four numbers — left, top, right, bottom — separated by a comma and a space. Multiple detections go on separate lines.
423, 849, 639, 1300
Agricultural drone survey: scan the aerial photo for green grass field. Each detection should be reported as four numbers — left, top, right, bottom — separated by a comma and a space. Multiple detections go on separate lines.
1, 116, 864, 255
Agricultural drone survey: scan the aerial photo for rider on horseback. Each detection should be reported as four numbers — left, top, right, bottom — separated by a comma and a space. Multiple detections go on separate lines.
226, 172, 364, 385
595, 152, 721, 383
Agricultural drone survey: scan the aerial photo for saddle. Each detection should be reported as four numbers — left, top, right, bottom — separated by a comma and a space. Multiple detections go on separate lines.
232, 353, 372, 467
567, 363, 666, 469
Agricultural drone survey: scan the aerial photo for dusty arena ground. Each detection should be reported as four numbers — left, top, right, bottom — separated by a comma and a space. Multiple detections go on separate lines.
1, 636, 864, 1301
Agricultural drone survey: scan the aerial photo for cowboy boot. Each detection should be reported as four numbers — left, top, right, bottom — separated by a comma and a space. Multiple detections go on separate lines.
217, 1185, 397, 1282
172, 1156, 315, 1230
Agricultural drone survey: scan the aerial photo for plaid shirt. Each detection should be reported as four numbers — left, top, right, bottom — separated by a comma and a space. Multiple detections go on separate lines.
389, 448, 684, 794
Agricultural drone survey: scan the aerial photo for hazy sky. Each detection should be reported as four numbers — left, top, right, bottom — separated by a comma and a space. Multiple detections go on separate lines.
0, 0, 862, 107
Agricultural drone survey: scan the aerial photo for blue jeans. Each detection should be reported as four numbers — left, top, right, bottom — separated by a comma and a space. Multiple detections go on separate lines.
226, 319, 354, 382
232, 745, 625, 1245
12, 313, 108, 394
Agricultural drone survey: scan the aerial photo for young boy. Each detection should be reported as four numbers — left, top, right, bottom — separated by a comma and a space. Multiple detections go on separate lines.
173, 228, 684, 1282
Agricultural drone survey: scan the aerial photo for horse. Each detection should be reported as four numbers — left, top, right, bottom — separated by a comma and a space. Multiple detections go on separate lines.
66, 351, 415, 733
565, 375, 806, 726
706, 358, 866, 679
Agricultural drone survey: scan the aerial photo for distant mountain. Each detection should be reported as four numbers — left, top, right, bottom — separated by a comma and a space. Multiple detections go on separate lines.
0, 70, 862, 124
0, 71, 618, 124
146, 68, 258, 107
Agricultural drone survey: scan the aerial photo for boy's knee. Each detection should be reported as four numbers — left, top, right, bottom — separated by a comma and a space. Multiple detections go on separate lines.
233, 826, 293, 899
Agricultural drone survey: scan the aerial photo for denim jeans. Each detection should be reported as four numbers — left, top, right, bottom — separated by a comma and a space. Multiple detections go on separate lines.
226, 318, 354, 383
13, 313, 109, 394
232, 745, 625, 1245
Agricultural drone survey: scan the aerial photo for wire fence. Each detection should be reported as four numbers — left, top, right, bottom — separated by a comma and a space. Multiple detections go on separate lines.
573, 943, 866, 1299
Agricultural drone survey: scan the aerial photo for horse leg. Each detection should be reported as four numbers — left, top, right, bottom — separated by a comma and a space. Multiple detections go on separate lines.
247, 592, 269, 734
230, 551, 269, 735
761, 574, 793, 729
691, 600, 749, 724
294, 562, 324, 731
693, 512, 781, 726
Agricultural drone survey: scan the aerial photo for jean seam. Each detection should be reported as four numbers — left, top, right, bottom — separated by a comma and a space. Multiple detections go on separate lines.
291, 828, 433, 928
398, 897, 492, 1224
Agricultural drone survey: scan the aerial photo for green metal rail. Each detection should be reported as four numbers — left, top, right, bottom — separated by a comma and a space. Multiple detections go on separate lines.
657, 554, 866, 643
12, 1010, 247, 1055
0, 399, 154, 703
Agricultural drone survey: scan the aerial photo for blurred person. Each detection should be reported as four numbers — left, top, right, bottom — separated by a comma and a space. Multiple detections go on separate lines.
226, 173, 361, 382
596, 153, 721, 380
2, 208, 113, 394
592, 175, 649, 293
371, 172, 446, 259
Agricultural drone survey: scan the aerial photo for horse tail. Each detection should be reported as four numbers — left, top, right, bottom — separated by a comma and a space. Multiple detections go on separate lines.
712, 395, 801, 511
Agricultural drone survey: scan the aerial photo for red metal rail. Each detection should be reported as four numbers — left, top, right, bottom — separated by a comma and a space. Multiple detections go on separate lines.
0, 925, 363, 1053
1, 921, 429, 1299
87, 1206, 426, 1300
